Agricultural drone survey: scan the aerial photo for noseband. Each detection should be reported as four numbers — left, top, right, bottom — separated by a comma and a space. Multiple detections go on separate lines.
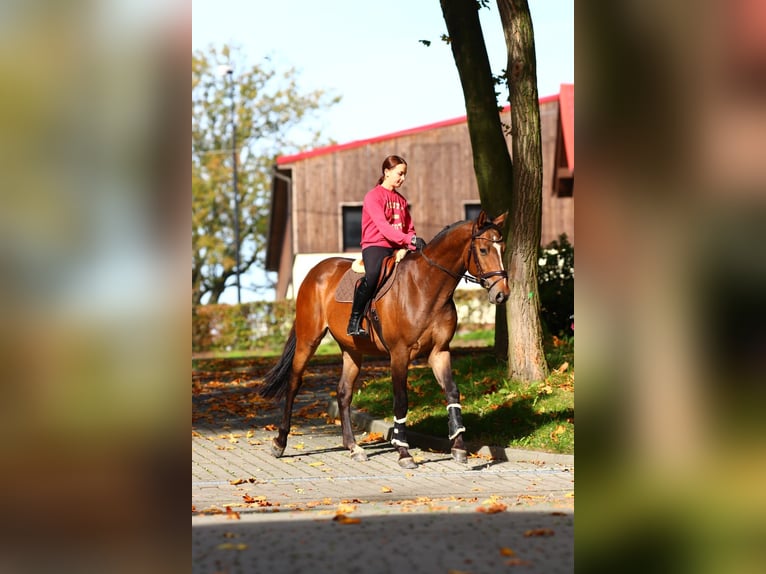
420, 222, 508, 290
467, 222, 508, 289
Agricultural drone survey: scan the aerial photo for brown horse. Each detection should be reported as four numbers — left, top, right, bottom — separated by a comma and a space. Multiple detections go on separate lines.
258, 210, 509, 468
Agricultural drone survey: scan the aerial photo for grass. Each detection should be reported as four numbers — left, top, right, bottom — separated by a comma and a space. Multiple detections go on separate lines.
193, 330, 574, 454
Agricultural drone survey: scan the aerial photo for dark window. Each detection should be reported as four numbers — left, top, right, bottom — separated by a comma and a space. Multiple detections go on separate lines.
342, 205, 362, 251
464, 203, 482, 221
557, 176, 574, 197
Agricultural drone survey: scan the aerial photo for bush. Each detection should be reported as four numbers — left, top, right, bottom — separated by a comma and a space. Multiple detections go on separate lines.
538, 234, 574, 336
192, 300, 295, 353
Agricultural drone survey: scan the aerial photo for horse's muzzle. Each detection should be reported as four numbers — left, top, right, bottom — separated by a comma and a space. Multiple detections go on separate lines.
487, 281, 509, 305
491, 289, 509, 305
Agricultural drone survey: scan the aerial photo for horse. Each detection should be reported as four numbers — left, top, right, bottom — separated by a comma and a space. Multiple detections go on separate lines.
257, 210, 509, 469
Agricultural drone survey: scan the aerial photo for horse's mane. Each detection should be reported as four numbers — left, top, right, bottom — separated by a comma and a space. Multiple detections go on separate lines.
429, 219, 469, 244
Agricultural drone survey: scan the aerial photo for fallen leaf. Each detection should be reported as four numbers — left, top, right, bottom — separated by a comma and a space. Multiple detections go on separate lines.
216, 543, 247, 551
263, 424, 278, 431
499, 547, 516, 557
524, 528, 554, 537
225, 506, 240, 520
332, 513, 360, 524
380, 486, 393, 493
358, 432, 383, 444
336, 503, 357, 514
477, 502, 507, 514
308, 461, 324, 467
242, 494, 256, 503
230, 478, 246, 485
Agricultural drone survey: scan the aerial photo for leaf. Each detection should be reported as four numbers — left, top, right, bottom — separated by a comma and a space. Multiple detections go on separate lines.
230, 478, 246, 485
242, 494, 256, 503
336, 503, 357, 514
380, 486, 393, 493
263, 424, 278, 431
477, 502, 507, 514
308, 461, 324, 467
499, 547, 516, 557
524, 528, 554, 537
332, 513, 360, 524
225, 506, 240, 520
358, 432, 384, 444
554, 361, 569, 373
217, 543, 248, 551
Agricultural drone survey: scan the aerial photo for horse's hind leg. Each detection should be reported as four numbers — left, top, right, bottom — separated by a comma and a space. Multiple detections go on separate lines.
336, 350, 367, 461
272, 328, 326, 457
429, 349, 468, 463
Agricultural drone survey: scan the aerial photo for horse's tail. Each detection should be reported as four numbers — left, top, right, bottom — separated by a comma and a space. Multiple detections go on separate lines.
258, 327, 296, 400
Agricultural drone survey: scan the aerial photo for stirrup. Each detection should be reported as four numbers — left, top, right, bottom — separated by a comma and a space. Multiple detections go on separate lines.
347, 316, 368, 337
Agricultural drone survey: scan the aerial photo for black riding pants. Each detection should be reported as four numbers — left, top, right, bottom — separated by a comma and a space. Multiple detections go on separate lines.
361, 246, 394, 295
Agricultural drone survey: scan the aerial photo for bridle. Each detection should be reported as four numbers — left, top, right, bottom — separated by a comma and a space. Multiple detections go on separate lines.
420, 221, 508, 290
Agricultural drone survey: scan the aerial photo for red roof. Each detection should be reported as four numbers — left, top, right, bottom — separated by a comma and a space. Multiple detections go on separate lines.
277, 90, 566, 165
559, 83, 574, 171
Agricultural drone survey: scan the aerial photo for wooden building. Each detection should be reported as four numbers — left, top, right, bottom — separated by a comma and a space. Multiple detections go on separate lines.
266, 84, 574, 300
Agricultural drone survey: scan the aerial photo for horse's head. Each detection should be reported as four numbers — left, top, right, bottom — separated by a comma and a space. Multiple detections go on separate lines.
468, 211, 510, 305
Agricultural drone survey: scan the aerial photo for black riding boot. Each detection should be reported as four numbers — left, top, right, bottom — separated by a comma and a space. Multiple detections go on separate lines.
347, 278, 371, 336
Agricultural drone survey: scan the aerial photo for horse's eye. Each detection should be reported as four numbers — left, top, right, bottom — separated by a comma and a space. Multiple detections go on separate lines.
479, 248, 488, 256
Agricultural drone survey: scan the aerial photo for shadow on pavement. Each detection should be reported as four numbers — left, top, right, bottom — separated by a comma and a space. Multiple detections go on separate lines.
193, 508, 574, 574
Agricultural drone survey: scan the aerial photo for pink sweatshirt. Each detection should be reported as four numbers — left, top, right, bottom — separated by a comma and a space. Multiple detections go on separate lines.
360, 184, 417, 250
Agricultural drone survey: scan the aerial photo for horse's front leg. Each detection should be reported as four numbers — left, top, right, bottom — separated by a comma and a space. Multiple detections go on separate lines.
390, 352, 417, 469
429, 349, 468, 463
336, 351, 367, 462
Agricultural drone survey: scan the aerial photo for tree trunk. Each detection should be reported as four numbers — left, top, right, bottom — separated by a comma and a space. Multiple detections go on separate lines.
439, 0, 514, 218
497, 0, 548, 381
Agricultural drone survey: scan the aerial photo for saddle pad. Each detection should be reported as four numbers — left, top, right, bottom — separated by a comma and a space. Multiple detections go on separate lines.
335, 267, 363, 302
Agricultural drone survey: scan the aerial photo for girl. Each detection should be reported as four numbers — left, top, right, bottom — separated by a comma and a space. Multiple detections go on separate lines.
347, 155, 426, 336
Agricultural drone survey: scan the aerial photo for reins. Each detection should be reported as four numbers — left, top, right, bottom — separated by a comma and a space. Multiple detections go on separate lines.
419, 222, 508, 289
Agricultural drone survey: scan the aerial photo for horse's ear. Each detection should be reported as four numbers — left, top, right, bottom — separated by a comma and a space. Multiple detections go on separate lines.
492, 211, 508, 228
476, 210, 488, 227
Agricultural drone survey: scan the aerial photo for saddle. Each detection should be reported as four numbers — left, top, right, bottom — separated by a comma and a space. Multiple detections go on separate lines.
334, 248, 408, 303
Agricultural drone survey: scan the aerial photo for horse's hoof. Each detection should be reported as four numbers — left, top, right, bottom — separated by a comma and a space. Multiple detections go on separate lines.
398, 457, 418, 469
350, 446, 368, 462
271, 438, 286, 458
451, 448, 468, 464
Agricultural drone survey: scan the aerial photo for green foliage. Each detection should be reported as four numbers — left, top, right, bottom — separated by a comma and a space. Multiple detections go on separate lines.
538, 234, 574, 336
192, 300, 295, 353
192, 44, 341, 305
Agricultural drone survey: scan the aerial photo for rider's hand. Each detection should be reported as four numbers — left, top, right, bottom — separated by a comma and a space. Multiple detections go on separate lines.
411, 235, 427, 251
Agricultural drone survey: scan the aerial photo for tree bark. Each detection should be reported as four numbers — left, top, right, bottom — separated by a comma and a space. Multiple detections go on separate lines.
497, 0, 548, 381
